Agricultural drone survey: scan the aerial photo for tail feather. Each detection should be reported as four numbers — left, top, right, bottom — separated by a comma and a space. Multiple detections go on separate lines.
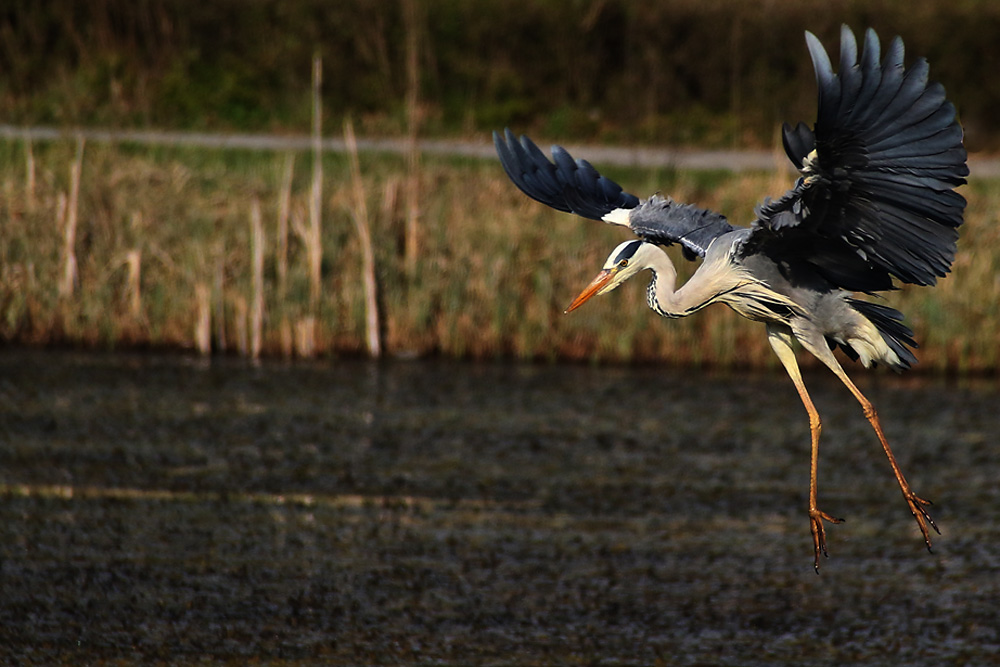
849, 298, 919, 370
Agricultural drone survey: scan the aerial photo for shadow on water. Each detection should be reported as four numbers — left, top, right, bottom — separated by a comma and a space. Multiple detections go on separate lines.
1, 349, 999, 664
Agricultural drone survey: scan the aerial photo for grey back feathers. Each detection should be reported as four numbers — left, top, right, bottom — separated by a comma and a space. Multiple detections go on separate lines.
626, 195, 735, 260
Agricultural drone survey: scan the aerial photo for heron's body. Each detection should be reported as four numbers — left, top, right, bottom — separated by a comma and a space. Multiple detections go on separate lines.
494, 26, 968, 570
628, 232, 912, 370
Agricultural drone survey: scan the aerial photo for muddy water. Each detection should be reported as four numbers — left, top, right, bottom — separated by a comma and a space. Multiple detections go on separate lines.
1, 349, 998, 664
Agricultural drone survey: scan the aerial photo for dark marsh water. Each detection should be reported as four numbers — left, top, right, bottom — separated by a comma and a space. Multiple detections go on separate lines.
1, 349, 999, 664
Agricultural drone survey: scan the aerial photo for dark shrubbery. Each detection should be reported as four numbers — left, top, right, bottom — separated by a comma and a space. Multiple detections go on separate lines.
2, 1, 997, 148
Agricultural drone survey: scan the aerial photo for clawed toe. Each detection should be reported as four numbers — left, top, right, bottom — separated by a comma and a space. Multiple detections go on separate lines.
809, 509, 845, 573
905, 490, 940, 551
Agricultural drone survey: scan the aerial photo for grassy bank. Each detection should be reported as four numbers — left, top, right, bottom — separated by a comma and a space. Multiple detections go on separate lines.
1, 136, 998, 371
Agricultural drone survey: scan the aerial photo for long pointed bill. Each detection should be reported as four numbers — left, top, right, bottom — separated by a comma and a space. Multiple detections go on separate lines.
565, 269, 615, 313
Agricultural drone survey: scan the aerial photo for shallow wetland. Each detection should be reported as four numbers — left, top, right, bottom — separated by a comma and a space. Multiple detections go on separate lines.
1, 349, 999, 664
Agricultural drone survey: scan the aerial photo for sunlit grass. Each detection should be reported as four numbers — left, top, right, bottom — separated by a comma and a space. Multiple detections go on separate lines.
1, 137, 997, 371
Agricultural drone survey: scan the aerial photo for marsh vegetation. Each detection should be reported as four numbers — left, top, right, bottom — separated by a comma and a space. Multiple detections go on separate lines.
1, 136, 999, 371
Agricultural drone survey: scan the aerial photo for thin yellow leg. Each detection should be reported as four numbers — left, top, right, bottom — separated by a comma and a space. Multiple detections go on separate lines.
767, 325, 844, 572
794, 330, 940, 551
826, 364, 938, 550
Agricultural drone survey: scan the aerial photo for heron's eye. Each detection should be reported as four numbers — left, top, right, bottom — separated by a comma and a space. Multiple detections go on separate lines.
618, 259, 629, 268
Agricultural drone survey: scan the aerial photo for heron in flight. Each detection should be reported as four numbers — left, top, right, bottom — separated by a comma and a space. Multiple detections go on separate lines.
494, 26, 967, 570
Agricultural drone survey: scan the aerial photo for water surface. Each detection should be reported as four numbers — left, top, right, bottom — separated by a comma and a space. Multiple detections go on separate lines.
1, 350, 998, 664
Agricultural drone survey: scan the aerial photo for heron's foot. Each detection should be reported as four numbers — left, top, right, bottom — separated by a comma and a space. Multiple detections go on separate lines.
809, 508, 845, 573
903, 489, 940, 552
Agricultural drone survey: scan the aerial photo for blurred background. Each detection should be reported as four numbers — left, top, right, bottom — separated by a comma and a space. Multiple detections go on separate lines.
3, 0, 1000, 150
1, 0, 998, 368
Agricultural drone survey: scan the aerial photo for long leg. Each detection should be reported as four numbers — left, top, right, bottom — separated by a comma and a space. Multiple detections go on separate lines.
766, 324, 844, 572
794, 331, 939, 551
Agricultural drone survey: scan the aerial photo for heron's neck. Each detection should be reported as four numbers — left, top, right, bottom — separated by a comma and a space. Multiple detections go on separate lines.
644, 250, 684, 318
645, 246, 728, 319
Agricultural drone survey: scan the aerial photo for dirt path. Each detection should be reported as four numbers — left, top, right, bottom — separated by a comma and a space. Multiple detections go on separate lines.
4, 124, 999, 177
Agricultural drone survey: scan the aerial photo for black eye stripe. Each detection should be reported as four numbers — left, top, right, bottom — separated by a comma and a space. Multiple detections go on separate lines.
613, 241, 643, 264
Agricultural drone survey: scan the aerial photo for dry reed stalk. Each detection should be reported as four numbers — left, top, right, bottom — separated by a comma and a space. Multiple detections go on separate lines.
214, 251, 227, 353
279, 318, 293, 358
277, 153, 294, 297
250, 197, 265, 360
381, 177, 400, 349
24, 133, 35, 212
54, 191, 68, 242
59, 136, 85, 299
295, 316, 316, 358
234, 296, 249, 357
344, 120, 382, 358
125, 249, 142, 319
308, 54, 323, 310
195, 283, 211, 355
402, 0, 423, 277
382, 176, 399, 220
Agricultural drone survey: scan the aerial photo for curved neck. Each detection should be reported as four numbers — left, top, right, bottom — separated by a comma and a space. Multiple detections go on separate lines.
645, 248, 682, 318
645, 246, 729, 319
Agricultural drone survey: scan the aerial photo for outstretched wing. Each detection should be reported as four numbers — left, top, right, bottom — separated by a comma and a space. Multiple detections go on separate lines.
755, 25, 968, 288
494, 129, 735, 259
494, 128, 638, 220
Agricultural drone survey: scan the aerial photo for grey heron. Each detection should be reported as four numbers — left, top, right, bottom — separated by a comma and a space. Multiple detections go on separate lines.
494, 26, 968, 570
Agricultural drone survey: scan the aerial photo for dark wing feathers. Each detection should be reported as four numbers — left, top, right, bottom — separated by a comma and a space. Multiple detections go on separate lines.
846, 32, 882, 117
781, 121, 814, 168
493, 128, 638, 221
495, 26, 966, 287
758, 25, 967, 288
493, 129, 734, 259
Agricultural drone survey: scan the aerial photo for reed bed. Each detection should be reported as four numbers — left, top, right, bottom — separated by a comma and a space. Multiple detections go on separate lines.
0, 136, 998, 372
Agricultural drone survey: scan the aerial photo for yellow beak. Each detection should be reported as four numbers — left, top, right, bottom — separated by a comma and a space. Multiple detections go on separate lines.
565, 269, 615, 313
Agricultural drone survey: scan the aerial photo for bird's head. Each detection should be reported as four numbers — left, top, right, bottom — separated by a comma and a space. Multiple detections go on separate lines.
566, 240, 656, 312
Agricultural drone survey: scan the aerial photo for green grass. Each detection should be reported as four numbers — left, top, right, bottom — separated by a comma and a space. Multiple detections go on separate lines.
1, 136, 997, 371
